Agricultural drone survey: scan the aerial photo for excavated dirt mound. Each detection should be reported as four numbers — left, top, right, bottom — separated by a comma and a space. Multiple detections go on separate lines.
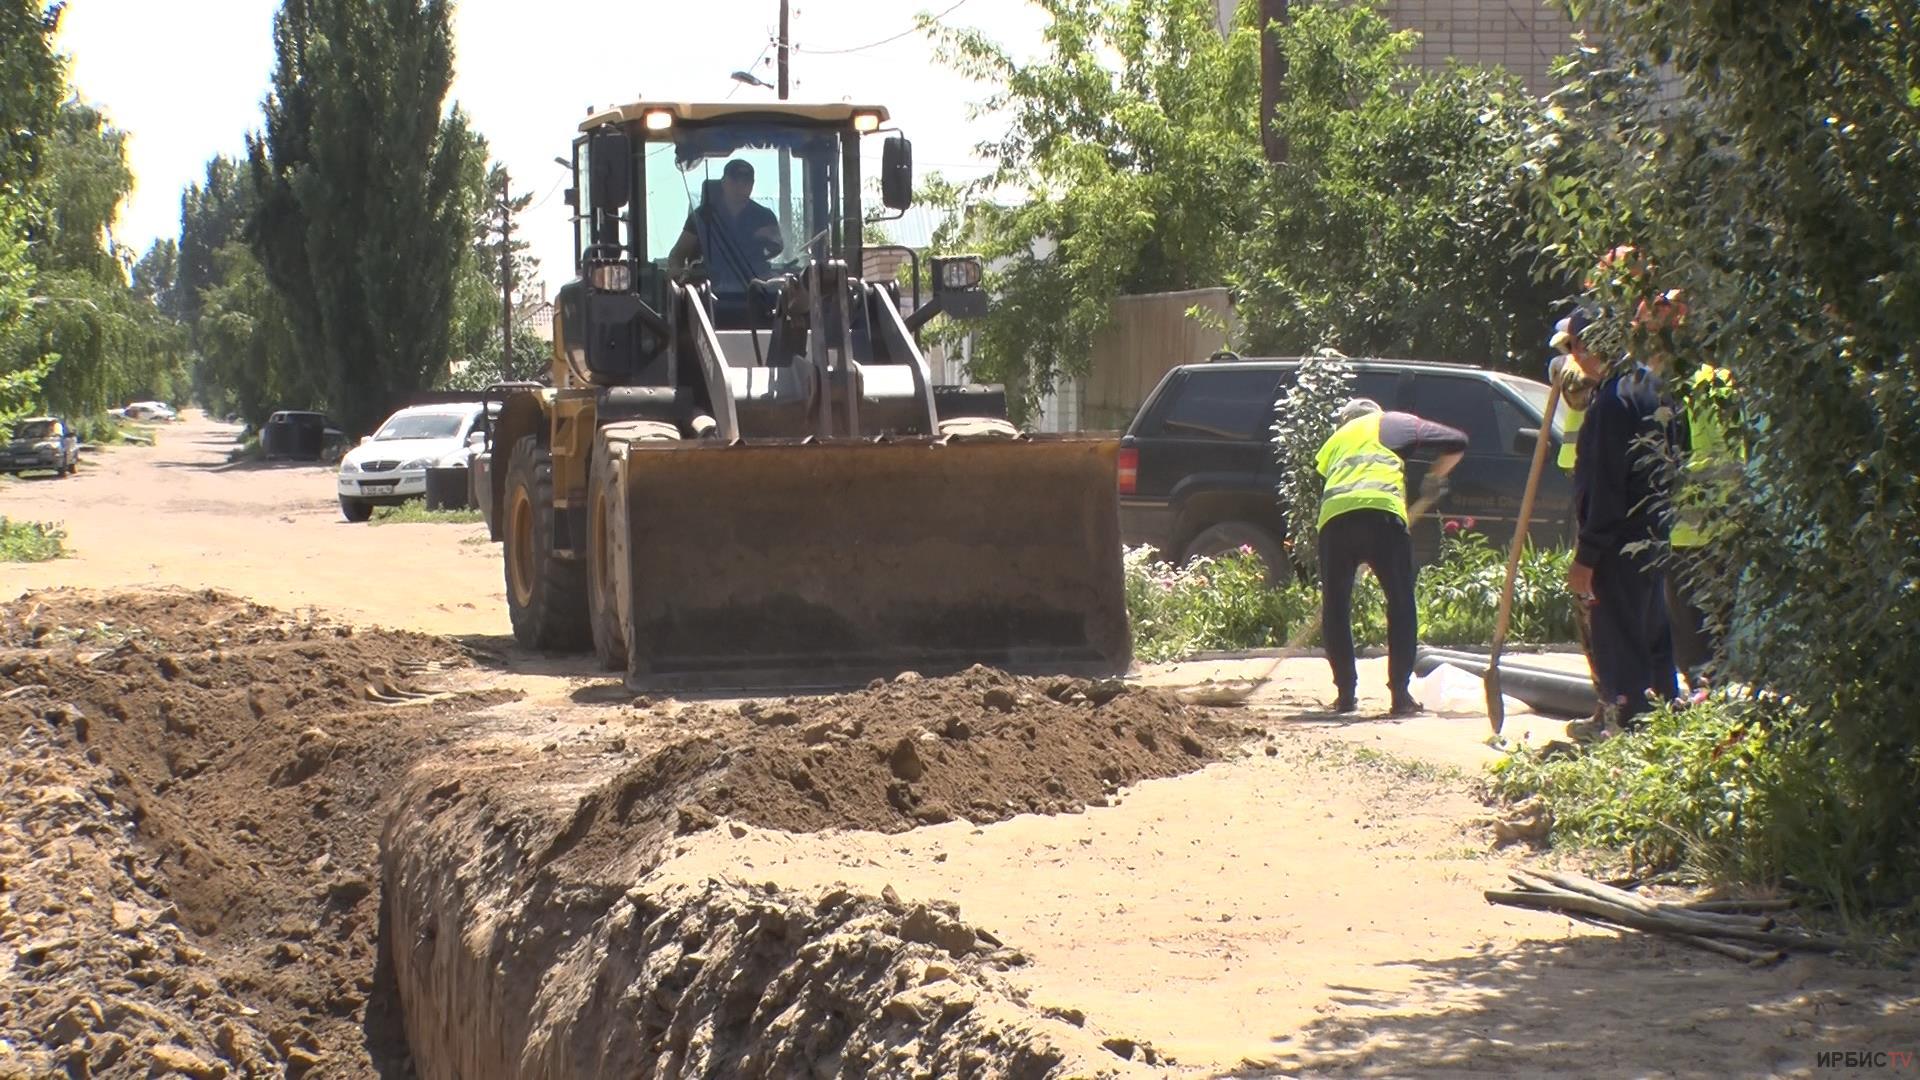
0, 588, 503, 1078
544, 667, 1225, 879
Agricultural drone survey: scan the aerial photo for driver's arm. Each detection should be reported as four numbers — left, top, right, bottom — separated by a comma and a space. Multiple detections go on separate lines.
668, 224, 700, 268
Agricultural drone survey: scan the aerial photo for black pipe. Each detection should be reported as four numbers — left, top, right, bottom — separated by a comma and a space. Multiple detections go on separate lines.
1414, 647, 1596, 719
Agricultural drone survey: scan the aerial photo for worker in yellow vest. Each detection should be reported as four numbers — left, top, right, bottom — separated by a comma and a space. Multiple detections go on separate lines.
1667, 363, 1740, 689
1315, 398, 1467, 715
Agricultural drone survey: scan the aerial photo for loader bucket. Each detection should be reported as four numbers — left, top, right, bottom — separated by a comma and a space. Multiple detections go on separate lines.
613, 435, 1131, 690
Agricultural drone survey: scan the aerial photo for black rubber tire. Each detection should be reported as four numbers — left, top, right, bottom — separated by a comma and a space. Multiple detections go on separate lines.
1181, 521, 1288, 582
587, 422, 680, 671
339, 497, 374, 523
503, 434, 591, 651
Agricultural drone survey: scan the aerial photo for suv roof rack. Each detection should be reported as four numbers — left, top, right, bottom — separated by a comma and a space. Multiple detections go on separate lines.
1199, 355, 1487, 372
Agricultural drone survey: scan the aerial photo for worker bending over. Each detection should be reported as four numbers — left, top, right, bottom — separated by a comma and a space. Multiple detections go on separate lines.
1315, 398, 1467, 715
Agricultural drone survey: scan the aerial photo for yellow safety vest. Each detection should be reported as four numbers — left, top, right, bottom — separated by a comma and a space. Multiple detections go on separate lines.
1671, 365, 1740, 548
1316, 414, 1407, 528
1558, 405, 1583, 472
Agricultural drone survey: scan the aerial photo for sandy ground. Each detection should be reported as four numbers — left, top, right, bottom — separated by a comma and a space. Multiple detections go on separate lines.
4, 413, 1914, 1078
0, 413, 505, 638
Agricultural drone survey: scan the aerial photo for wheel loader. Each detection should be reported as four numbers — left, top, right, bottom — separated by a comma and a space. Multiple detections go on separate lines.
476, 100, 1130, 689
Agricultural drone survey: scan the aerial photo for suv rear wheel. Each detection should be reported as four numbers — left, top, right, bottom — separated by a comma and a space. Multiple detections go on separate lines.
1181, 521, 1288, 582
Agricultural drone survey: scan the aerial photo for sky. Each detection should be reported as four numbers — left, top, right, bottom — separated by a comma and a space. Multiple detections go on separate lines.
52, 0, 1050, 294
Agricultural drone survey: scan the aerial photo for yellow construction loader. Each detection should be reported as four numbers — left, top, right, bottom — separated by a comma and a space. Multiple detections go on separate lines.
475, 101, 1130, 689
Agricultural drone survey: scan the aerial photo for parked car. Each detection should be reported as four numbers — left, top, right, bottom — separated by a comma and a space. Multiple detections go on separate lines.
0, 416, 79, 476
1118, 356, 1573, 577
336, 402, 486, 522
260, 410, 345, 462
122, 401, 177, 422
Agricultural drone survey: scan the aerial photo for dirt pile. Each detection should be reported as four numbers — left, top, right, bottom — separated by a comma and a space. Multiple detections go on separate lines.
539, 666, 1224, 880
0, 588, 501, 1078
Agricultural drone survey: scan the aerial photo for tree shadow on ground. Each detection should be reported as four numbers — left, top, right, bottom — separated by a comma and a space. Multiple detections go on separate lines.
1219, 933, 1913, 1078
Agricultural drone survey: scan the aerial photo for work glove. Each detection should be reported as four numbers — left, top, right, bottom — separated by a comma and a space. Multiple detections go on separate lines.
1418, 473, 1450, 505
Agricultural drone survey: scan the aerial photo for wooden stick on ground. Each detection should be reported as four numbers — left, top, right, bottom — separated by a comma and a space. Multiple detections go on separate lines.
1513, 867, 1776, 931
1484, 888, 1841, 952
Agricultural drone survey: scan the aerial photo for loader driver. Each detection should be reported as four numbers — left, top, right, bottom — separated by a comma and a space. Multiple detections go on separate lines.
668, 158, 784, 297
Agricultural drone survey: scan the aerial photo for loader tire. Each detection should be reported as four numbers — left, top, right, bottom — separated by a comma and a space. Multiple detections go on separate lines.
504, 434, 590, 652
587, 422, 679, 671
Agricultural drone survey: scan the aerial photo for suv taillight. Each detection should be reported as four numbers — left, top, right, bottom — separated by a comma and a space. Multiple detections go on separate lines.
1117, 446, 1138, 495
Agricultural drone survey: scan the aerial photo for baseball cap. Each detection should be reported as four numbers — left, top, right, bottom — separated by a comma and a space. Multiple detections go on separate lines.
1549, 309, 1592, 353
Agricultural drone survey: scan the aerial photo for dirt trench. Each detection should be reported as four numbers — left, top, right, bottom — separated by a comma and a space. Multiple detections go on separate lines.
0, 588, 1226, 1078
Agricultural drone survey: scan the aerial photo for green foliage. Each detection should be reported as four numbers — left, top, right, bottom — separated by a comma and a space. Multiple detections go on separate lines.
443, 159, 546, 390
1125, 527, 1573, 661
369, 501, 482, 525
926, 0, 1565, 410
1519, 0, 1920, 903
193, 241, 309, 426
0, 1, 63, 195
1232, 3, 1564, 365
1124, 545, 1321, 662
1490, 692, 1911, 921
0, 517, 66, 562
1270, 349, 1353, 578
1420, 525, 1577, 645
927, 0, 1263, 412
68, 412, 132, 445
248, 0, 480, 436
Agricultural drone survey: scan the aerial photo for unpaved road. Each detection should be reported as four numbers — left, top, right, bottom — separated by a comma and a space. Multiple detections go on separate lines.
3, 413, 1914, 1079
0, 413, 505, 638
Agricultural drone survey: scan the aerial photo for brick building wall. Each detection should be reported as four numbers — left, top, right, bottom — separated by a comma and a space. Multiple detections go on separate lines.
1217, 0, 1585, 96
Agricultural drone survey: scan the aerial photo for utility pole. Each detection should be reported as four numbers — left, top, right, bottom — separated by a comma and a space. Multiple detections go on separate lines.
776, 0, 793, 239
1259, 0, 1288, 164
498, 169, 514, 377
777, 0, 790, 100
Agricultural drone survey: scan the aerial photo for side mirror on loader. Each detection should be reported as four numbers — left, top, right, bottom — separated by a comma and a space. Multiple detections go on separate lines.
882, 136, 913, 211
588, 129, 631, 211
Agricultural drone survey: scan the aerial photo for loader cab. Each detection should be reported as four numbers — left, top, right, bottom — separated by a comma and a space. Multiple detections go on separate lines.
563, 104, 890, 354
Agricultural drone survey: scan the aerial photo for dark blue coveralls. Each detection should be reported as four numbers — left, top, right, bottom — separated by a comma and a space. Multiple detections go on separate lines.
1571, 365, 1680, 724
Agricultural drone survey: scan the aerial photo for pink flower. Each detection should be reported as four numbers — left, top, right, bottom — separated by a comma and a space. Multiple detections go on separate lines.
1239, 543, 1255, 555
1443, 519, 1462, 535
1461, 516, 1478, 530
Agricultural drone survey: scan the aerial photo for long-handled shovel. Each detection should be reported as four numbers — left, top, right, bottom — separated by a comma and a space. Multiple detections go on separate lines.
1176, 487, 1447, 707
1486, 380, 1564, 735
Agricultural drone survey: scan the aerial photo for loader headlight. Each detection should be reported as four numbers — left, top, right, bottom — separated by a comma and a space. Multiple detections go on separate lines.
588, 260, 631, 292
932, 255, 983, 291
852, 110, 882, 134
642, 109, 675, 131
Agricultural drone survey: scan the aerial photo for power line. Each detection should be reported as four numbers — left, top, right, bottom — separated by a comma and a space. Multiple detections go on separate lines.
791, 0, 973, 56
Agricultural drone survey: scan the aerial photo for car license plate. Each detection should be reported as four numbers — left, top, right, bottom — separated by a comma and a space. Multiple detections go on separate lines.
361, 480, 396, 492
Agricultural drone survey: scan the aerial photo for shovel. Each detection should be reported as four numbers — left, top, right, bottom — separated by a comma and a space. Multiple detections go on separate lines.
1175, 488, 1446, 707
1485, 380, 1563, 735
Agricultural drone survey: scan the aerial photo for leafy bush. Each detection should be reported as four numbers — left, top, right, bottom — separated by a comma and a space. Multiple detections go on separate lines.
0, 518, 67, 562
1125, 525, 1570, 661
1419, 524, 1576, 646
1490, 692, 1917, 921
69, 413, 133, 446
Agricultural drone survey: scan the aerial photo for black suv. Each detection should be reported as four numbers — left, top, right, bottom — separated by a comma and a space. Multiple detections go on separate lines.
1118, 356, 1573, 575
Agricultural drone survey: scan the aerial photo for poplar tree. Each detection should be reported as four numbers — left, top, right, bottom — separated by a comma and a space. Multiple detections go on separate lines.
248, 0, 478, 434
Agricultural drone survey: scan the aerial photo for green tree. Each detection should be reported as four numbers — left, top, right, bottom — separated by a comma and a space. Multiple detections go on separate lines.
194, 240, 306, 424
1521, 0, 1920, 906
0, 0, 63, 426
19, 101, 186, 416
0, 0, 63, 196
928, 0, 1264, 413
132, 238, 181, 319
248, 0, 480, 435
1233, 2, 1563, 368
